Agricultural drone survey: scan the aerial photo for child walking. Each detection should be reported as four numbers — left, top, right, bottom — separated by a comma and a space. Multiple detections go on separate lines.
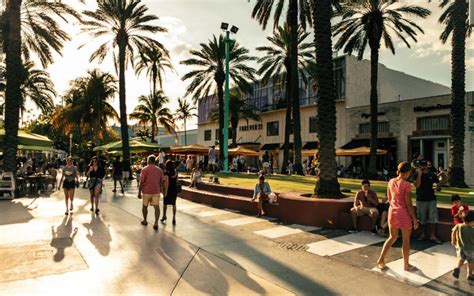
451, 211, 474, 282
451, 194, 469, 225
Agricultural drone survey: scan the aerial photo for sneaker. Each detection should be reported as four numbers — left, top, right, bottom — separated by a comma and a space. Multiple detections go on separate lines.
452, 267, 460, 279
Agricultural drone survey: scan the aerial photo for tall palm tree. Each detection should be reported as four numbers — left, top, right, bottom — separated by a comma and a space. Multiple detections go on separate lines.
52, 70, 119, 141
439, 0, 471, 187
129, 91, 176, 142
251, 0, 313, 175
175, 97, 197, 145
181, 34, 256, 165
81, 0, 167, 170
256, 24, 314, 173
333, 0, 430, 178
135, 45, 174, 94
310, 0, 341, 197
1, 0, 79, 172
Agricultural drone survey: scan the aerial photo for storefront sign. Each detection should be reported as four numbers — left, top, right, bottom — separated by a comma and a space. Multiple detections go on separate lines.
414, 104, 451, 113
361, 111, 385, 118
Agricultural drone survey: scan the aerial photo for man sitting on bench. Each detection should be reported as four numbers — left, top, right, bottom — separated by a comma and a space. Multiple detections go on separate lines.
350, 179, 379, 233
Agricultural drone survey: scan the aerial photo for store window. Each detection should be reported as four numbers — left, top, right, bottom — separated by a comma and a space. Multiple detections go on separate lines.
215, 129, 220, 142
309, 116, 317, 133
204, 130, 211, 141
267, 121, 279, 136
359, 122, 390, 134
418, 116, 449, 131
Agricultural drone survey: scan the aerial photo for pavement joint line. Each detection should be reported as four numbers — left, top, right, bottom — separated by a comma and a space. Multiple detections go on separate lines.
170, 247, 201, 295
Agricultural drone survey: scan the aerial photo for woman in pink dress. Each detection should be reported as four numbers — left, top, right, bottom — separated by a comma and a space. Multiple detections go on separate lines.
377, 161, 419, 271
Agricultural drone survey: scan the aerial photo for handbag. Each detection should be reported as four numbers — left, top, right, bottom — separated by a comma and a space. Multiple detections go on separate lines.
176, 180, 182, 193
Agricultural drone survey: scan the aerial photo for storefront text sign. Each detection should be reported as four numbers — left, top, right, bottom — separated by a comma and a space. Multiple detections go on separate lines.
413, 104, 451, 113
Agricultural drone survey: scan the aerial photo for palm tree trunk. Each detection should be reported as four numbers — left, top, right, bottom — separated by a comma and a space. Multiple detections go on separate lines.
184, 118, 187, 145
282, 69, 292, 174
368, 45, 379, 179
151, 121, 156, 143
448, 0, 467, 187
217, 78, 225, 167
118, 40, 131, 171
312, 0, 341, 198
288, 0, 303, 175
2, 0, 23, 174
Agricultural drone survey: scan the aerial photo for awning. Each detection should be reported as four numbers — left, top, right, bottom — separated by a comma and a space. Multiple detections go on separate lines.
302, 149, 318, 157
340, 138, 396, 150
302, 141, 319, 150
337, 146, 387, 156
0, 129, 52, 147
261, 143, 280, 150
93, 139, 161, 152
170, 144, 210, 155
17, 145, 56, 152
280, 143, 294, 150
217, 146, 260, 156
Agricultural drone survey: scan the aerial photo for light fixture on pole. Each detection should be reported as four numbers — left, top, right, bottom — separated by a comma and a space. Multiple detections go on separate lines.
221, 22, 239, 173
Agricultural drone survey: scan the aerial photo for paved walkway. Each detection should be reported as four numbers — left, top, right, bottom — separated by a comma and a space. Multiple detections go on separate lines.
0, 178, 471, 295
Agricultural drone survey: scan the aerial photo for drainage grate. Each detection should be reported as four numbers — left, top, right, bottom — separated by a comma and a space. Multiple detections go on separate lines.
277, 242, 308, 252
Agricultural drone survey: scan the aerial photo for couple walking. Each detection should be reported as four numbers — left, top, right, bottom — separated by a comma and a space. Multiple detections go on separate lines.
138, 155, 178, 230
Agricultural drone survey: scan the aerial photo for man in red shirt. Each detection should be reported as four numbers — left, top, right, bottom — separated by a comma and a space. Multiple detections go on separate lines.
138, 155, 165, 230
350, 179, 379, 232
451, 194, 469, 225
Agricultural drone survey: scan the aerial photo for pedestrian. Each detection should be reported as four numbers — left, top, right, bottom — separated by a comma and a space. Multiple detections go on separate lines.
138, 155, 165, 230
451, 194, 470, 225
112, 156, 124, 194
162, 159, 178, 225
251, 174, 272, 217
208, 145, 217, 173
58, 156, 79, 215
349, 179, 379, 233
87, 156, 105, 214
451, 211, 474, 282
136, 160, 146, 188
158, 149, 166, 166
122, 157, 131, 186
377, 161, 419, 271
186, 155, 193, 174
414, 160, 442, 243
189, 163, 203, 188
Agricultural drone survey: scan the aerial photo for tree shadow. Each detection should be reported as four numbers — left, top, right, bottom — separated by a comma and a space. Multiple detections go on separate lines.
83, 213, 112, 256
0, 199, 34, 226
50, 215, 78, 262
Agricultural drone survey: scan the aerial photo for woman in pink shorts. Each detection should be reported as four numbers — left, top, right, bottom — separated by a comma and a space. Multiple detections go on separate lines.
377, 161, 419, 271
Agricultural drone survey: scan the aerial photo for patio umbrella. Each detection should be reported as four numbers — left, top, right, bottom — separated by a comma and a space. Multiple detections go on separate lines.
0, 129, 52, 147
336, 146, 387, 156
93, 139, 161, 152
170, 144, 210, 155
217, 146, 261, 156
17, 145, 56, 152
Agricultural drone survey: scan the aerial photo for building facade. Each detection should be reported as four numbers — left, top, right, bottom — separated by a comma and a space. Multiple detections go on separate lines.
196, 55, 474, 184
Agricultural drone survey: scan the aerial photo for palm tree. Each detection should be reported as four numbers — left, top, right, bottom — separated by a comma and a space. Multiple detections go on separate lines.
52, 70, 119, 141
439, 0, 471, 187
256, 24, 314, 173
310, 0, 341, 197
81, 0, 167, 170
181, 34, 256, 165
333, 0, 430, 178
251, 0, 313, 175
135, 45, 174, 94
129, 91, 176, 142
2, 0, 79, 172
175, 97, 197, 145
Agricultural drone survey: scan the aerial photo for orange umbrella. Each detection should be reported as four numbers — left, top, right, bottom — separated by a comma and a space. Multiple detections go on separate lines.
170, 144, 210, 155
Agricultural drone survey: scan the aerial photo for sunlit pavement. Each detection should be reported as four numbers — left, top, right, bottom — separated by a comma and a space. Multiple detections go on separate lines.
0, 177, 454, 295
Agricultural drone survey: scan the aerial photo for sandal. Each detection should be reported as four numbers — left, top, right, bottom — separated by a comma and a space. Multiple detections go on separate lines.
153, 224, 158, 230
141, 220, 148, 226
404, 265, 418, 272
377, 263, 388, 271
95, 208, 100, 214
172, 219, 176, 225
160, 217, 167, 223
90, 207, 94, 212
65, 211, 69, 216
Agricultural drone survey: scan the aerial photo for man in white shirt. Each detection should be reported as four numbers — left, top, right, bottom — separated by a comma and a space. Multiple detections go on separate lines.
158, 150, 166, 166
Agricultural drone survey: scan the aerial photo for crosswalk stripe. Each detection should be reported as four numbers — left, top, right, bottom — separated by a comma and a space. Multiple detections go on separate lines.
306, 231, 385, 257
371, 242, 455, 286
195, 209, 229, 217
219, 216, 269, 226
254, 225, 320, 239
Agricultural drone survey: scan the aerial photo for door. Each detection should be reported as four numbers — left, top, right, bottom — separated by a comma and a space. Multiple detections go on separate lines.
433, 139, 448, 169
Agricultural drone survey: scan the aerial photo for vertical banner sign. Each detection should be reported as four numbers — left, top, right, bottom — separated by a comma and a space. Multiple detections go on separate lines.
469, 111, 474, 133
470, 0, 474, 27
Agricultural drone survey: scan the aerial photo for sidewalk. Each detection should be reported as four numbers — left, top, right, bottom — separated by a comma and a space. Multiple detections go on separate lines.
0, 182, 440, 295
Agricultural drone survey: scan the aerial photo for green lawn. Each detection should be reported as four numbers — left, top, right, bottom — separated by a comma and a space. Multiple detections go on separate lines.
199, 173, 474, 206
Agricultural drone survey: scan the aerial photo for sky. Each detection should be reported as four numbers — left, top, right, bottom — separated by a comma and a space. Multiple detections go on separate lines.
34, 0, 474, 131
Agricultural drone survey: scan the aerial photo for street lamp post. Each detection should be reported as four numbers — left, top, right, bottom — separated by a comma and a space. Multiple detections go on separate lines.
221, 22, 239, 173
69, 133, 73, 156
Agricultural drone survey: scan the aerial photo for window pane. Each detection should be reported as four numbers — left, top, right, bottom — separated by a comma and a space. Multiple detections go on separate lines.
309, 116, 317, 133
204, 130, 211, 141
267, 121, 279, 136
419, 116, 449, 131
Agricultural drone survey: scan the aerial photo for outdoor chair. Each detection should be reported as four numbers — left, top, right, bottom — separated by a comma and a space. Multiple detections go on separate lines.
0, 171, 16, 199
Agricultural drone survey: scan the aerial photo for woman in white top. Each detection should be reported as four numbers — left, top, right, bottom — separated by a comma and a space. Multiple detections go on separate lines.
58, 156, 78, 215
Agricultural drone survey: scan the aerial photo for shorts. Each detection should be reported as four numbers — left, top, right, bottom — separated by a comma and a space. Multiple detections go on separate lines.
122, 171, 130, 179
456, 247, 474, 263
88, 178, 102, 189
351, 206, 379, 216
416, 200, 438, 224
143, 193, 161, 206
63, 179, 76, 189
263, 162, 270, 168
209, 159, 216, 165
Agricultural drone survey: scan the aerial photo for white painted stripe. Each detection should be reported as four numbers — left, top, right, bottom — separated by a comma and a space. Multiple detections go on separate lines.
306, 231, 385, 256
254, 225, 320, 239
371, 242, 455, 286
219, 216, 268, 226
178, 204, 207, 212
195, 210, 228, 217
